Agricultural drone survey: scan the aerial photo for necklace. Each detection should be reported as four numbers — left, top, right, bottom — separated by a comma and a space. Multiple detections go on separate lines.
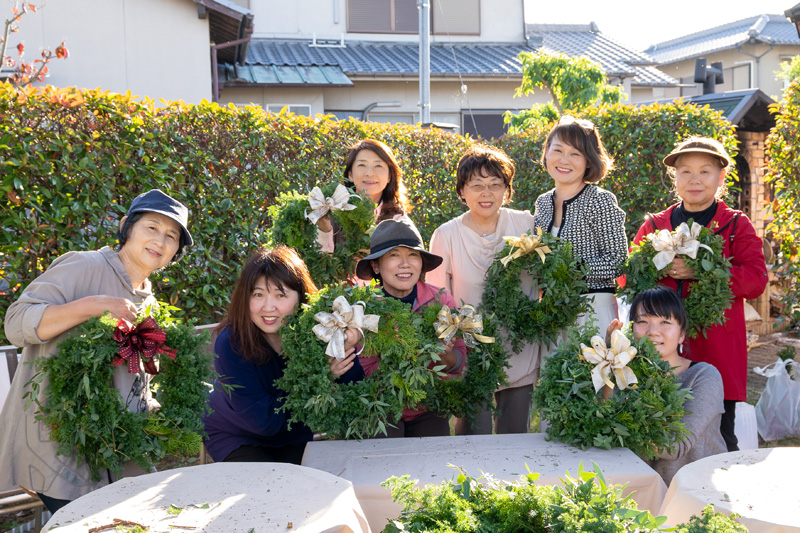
468, 212, 498, 237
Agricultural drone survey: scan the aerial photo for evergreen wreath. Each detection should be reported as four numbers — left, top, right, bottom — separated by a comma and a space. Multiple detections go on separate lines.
533, 324, 690, 461
268, 182, 375, 287
482, 231, 590, 350
416, 301, 510, 419
24, 304, 214, 482
619, 221, 733, 338
276, 283, 438, 439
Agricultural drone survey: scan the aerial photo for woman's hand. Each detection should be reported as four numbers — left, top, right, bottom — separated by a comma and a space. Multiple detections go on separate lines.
329, 349, 357, 377
343, 327, 363, 352
316, 215, 332, 233
36, 295, 138, 341
605, 319, 623, 345
668, 257, 695, 280
438, 338, 459, 372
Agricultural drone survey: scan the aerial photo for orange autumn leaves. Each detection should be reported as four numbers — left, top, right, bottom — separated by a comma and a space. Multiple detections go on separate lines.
2, 2, 69, 86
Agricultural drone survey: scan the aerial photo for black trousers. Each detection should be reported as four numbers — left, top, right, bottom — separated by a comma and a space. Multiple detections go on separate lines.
381, 411, 451, 438
223, 443, 307, 464
37, 492, 72, 514
721, 399, 739, 452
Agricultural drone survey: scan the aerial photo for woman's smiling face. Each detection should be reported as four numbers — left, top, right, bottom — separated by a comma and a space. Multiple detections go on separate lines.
545, 135, 589, 187
371, 246, 422, 298
349, 149, 391, 203
248, 276, 300, 336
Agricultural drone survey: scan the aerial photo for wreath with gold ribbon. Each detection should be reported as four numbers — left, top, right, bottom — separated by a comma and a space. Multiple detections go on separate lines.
277, 283, 439, 439
482, 229, 590, 350
533, 324, 690, 460
25, 304, 214, 482
619, 221, 733, 338
268, 182, 376, 287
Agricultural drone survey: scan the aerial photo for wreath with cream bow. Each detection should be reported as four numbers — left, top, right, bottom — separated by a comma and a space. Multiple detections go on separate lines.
482, 228, 591, 350
619, 221, 733, 338
533, 324, 690, 460
24, 304, 215, 482
277, 283, 440, 439
415, 301, 510, 419
268, 182, 376, 286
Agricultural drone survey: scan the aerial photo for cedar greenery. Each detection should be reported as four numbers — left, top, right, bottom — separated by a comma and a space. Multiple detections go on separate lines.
618, 222, 733, 338
417, 301, 510, 419
268, 182, 375, 286
23, 304, 214, 482
533, 324, 690, 460
482, 232, 590, 350
276, 283, 438, 439
382, 463, 745, 532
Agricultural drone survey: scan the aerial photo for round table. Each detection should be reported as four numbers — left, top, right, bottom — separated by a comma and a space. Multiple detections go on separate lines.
43, 462, 370, 532
659, 447, 800, 532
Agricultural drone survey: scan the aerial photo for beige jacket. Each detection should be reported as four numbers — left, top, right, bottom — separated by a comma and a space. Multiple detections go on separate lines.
0, 247, 155, 500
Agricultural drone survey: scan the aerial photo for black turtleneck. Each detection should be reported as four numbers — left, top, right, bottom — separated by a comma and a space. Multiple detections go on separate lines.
671, 200, 718, 228
382, 283, 417, 306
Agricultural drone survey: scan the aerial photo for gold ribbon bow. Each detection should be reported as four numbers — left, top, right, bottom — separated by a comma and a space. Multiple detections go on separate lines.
579, 330, 639, 393
434, 304, 495, 349
648, 222, 713, 271
312, 295, 380, 360
500, 228, 552, 268
305, 184, 359, 224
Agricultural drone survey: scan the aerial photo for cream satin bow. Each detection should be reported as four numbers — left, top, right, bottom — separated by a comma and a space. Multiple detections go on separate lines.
434, 304, 495, 349
499, 227, 552, 268
648, 222, 713, 271
312, 295, 380, 360
305, 184, 359, 224
579, 330, 639, 393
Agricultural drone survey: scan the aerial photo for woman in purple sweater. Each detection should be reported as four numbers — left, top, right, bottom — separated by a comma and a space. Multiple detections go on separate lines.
203, 246, 363, 463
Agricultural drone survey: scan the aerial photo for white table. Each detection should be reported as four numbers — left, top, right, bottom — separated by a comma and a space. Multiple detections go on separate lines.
659, 447, 800, 532
302, 433, 667, 532
43, 462, 370, 533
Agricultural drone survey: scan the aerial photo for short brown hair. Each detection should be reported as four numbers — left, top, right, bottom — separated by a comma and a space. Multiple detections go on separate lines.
218, 245, 318, 364
455, 145, 515, 201
343, 139, 411, 221
540, 117, 614, 183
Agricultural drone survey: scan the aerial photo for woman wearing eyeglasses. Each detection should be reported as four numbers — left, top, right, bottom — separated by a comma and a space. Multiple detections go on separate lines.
534, 116, 628, 336
427, 145, 540, 435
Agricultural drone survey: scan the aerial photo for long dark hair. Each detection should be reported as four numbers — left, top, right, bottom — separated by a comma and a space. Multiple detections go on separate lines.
343, 139, 411, 221
218, 245, 318, 364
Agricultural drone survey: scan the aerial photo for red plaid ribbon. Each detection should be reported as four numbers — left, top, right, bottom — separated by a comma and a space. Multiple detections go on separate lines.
111, 316, 177, 375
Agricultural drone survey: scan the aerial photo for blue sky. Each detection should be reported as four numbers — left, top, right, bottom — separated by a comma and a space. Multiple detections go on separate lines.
524, 0, 797, 51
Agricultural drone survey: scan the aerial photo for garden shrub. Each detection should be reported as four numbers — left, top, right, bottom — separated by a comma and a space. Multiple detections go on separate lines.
0, 84, 737, 343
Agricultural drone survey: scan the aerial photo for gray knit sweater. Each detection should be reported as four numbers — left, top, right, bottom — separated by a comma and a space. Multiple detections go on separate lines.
647, 362, 727, 484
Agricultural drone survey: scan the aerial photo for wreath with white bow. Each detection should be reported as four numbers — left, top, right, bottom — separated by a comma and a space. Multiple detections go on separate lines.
533, 324, 690, 460
619, 221, 733, 338
482, 229, 591, 350
276, 283, 439, 439
268, 182, 376, 286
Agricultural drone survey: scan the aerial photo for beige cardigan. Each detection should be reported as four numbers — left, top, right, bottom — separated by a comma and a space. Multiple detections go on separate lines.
428, 208, 541, 389
0, 247, 155, 500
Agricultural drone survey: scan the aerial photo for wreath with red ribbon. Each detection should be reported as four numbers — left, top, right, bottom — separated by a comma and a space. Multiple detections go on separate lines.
25, 304, 216, 481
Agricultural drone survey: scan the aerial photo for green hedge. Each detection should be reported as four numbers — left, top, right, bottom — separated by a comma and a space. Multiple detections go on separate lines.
0, 85, 737, 343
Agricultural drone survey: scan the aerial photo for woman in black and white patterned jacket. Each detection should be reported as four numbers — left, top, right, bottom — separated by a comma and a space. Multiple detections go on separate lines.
533, 116, 628, 336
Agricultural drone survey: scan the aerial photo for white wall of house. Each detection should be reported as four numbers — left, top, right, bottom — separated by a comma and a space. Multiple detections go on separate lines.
249, 0, 525, 42
8, 0, 212, 102
655, 44, 800, 100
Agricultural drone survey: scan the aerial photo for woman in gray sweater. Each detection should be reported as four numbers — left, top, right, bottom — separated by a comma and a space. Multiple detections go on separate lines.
609, 286, 726, 484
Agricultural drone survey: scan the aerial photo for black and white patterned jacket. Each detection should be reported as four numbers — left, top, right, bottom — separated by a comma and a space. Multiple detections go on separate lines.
533, 184, 628, 292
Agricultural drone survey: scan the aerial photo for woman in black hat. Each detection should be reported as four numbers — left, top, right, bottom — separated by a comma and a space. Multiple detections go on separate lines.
356, 219, 466, 437
631, 136, 767, 452
0, 189, 193, 513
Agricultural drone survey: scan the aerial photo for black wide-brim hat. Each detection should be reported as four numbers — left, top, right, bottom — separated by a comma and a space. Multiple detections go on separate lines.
126, 189, 193, 247
355, 218, 443, 280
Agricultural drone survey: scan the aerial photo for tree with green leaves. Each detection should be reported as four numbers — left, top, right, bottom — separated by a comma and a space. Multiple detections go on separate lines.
505, 52, 625, 132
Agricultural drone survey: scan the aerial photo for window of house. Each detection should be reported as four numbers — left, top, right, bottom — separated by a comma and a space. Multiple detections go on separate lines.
433, 0, 479, 35
461, 111, 508, 139
266, 104, 312, 116
347, 0, 418, 34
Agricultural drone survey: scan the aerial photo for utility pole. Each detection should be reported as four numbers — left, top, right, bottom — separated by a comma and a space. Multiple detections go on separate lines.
418, 0, 431, 123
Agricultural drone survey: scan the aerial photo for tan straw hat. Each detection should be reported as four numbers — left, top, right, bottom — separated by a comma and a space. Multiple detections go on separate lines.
663, 138, 732, 168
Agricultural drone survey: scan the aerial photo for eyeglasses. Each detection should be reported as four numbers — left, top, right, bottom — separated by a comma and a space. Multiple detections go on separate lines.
558, 115, 595, 132
465, 182, 506, 193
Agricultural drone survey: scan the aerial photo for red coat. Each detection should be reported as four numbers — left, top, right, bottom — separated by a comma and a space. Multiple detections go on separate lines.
632, 201, 767, 401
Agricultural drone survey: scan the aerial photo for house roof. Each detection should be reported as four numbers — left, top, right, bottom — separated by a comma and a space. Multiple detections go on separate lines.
194, 0, 254, 64
525, 23, 678, 87
645, 14, 800, 65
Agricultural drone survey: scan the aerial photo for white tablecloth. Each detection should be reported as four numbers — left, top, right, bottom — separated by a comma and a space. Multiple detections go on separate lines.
43, 462, 370, 532
659, 447, 800, 532
302, 433, 667, 532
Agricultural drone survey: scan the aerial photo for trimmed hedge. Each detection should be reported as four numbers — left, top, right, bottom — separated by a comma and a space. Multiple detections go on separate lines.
0, 85, 737, 343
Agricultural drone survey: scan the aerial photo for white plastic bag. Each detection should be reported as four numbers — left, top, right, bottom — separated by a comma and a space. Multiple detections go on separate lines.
754, 358, 800, 441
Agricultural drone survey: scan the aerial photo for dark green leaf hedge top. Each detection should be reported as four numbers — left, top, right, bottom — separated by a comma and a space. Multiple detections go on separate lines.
482, 232, 590, 350
268, 182, 375, 286
23, 304, 213, 481
618, 222, 733, 339
276, 283, 438, 439
533, 325, 690, 461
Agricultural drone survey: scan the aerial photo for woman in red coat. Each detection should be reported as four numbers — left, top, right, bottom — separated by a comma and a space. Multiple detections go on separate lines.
632, 137, 767, 451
